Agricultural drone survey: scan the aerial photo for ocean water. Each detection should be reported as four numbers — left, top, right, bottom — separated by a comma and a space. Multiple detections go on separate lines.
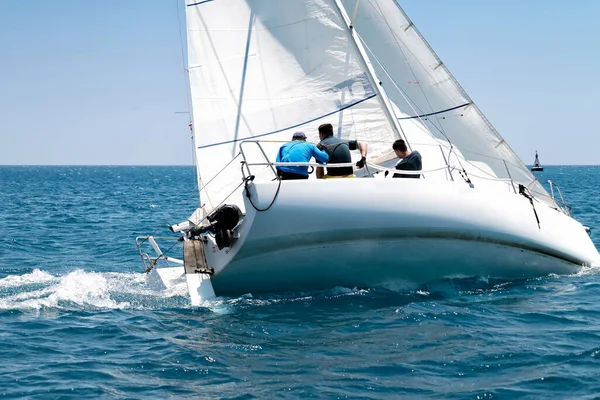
1, 165, 599, 399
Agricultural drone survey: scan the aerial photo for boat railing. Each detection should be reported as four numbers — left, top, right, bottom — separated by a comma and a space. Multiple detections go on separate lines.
237, 140, 524, 189
548, 180, 571, 216
239, 139, 380, 180
238, 139, 431, 180
239, 140, 279, 180
136, 235, 183, 273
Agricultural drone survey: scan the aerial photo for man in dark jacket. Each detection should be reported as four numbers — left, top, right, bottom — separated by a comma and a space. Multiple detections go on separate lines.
392, 139, 421, 178
315, 123, 368, 179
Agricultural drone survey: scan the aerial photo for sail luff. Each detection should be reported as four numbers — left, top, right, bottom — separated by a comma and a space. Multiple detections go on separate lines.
191, 126, 204, 208
185, 11, 204, 207
332, 0, 405, 144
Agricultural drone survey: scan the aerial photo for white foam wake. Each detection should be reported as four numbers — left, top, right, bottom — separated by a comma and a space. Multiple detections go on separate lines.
0, 268, 189, 311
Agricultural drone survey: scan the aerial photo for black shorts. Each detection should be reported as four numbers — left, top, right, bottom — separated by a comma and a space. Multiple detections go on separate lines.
278, 170, 309, 180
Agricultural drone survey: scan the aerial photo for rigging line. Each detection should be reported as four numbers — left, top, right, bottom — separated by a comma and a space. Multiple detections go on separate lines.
333, 0, 407, 147
450, 155, 553, 203
337, 49, 352, 139
187, 0, 214, 6
175, 0, 193, 118
524, 177, 555, 203
138, 183, 204, 247
196, 94, 377, 149
196, 151, 243, 210
350, 0, 361, 26
397, 103, 470, 120
360, 36, 425, 119
435, 145, 497, 179
231, 10, 255, 158
383, 1, 461, 138
458, 147, 544, 178
146, 238, 186, 271
366, 164, 449, 174
369, 1, 474, 168
175, 0, 200, 203
201, 178, 247, 223
368, 0, 445, 137
392, 2, 506, 149
192, 10, 256, 142
357, 35, 453, 148
440, 141, 541, 184
197, 152, 242, 193
366, 1, 424, 111
358, 33, 460, 179
154, 174, 250, 262
167, 176, 249, 248
446, 149, 478, 184
142, 153, 243, 247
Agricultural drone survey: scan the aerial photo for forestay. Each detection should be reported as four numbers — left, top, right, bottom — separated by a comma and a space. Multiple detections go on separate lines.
186, 0, 401, 212
340, 0, 556, 206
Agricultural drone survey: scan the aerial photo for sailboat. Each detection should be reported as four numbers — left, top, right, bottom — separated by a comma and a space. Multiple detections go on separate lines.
137, 0, 599, 305
531, 151, 544, 172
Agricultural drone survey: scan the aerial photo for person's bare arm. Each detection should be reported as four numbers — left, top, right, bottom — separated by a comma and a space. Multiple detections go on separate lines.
355, 141, 368, 168
358, 141, 368, 158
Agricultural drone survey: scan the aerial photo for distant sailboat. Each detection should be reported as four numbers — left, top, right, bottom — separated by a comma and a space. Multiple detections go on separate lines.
531, 151, 544, 171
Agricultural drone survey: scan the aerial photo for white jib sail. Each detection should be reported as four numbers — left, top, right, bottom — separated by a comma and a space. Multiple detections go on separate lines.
340, 0, 556, 206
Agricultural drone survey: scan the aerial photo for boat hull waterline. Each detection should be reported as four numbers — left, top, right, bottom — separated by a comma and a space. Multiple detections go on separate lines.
157, 179, 599, 297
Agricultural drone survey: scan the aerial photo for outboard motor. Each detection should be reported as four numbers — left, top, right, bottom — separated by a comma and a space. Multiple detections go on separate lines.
190, 204, 243, 250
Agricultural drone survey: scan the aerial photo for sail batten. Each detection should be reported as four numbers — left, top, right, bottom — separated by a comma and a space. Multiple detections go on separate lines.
196, 93, 378, 149
397, 102, 470, 120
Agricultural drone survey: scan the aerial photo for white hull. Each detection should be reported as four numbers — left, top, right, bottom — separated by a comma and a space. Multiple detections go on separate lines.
200, 179, 599, 296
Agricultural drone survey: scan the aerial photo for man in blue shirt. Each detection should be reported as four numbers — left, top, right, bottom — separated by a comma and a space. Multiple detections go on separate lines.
276, 131, 329, 180
392, 139, 422, 178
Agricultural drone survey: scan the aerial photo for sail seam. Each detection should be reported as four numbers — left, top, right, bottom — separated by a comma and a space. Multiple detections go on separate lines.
187, 0, 214, 7
197, 94, 377, 149
398, 103, 470, 120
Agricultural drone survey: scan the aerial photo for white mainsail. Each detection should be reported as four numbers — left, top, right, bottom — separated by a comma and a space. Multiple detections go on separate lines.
339, 0, 555, 206
186, 0, 401, 211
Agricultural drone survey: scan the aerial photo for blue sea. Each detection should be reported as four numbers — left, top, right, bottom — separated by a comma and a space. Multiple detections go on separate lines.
1, 166, 599, 399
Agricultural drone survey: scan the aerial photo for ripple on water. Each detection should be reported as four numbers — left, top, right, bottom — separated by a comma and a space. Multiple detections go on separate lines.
1, 166, 600, 398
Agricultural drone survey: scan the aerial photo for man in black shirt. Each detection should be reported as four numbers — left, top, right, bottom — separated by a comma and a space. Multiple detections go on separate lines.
392, 139, 421, 178
315, 123, 368, 179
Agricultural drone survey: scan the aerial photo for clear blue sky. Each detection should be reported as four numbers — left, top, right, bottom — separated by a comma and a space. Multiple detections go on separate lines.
1, 0, 598, 165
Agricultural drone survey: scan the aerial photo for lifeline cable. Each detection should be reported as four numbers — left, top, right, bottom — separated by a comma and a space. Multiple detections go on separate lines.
243, 168, 282, 213
144, 176, 250, 272
139, 153, 242, 252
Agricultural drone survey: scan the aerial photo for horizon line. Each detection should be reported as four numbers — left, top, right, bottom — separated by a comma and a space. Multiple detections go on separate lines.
1, 164, 599, 167
0, 164, 195, 167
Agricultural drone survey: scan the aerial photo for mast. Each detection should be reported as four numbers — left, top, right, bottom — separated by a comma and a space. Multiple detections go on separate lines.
332, 0, 406, 143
